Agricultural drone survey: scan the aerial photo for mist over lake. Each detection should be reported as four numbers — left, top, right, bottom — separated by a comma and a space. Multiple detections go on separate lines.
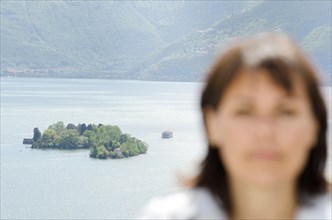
1, 77, 331, 219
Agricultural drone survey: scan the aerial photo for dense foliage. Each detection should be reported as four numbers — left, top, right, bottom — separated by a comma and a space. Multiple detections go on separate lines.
31, 122, 148, 159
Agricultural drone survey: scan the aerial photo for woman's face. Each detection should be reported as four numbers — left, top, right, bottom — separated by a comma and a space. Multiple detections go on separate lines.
206, 69, 318, 187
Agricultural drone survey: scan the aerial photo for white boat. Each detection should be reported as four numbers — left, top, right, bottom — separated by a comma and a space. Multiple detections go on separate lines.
161, 130, 173, 138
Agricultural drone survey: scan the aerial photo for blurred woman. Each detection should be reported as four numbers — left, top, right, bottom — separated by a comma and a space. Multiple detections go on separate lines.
140, 33, 331, 219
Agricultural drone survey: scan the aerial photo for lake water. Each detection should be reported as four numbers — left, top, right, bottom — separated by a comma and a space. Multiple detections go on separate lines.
1, 77, 331, 219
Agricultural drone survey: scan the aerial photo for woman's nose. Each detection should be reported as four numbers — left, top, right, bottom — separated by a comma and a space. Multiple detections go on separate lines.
254, 116, 276, 141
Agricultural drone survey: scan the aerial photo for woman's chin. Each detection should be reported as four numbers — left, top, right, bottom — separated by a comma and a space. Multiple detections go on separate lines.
244, 172, 293, 188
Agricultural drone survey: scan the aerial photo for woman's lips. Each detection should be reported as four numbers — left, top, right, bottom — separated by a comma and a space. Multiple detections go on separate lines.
251, 151, 281, 160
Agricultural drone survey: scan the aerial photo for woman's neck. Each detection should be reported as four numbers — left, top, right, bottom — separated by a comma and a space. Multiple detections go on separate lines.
229, 180, 298, 220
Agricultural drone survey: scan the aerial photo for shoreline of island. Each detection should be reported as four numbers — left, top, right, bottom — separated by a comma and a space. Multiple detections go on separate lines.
23, 122, 148, 159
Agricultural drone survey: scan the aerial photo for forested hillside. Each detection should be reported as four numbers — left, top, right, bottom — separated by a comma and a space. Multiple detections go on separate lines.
1, 1, 331, 84
136, 1, 331, 83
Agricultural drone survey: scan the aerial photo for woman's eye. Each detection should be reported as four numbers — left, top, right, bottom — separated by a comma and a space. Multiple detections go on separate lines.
279, 109, 296, 116
235, 110, 252, 116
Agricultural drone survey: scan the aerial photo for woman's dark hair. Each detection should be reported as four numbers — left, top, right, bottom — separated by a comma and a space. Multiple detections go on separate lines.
191, 33, 329, 216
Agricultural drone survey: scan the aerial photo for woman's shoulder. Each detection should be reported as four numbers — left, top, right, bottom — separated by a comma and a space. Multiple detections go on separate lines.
296, 193, 332, 220
139, 187, 227, 219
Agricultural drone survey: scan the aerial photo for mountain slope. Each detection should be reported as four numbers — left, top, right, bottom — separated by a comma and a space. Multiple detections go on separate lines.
1, 1, 331, 84
1, 1, 243, 78
135, 1, 331, 84
1, 1, 162, 78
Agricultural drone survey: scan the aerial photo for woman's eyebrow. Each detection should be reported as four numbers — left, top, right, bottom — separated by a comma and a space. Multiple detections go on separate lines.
276, 94, 303, 103
228, 95, 253, 101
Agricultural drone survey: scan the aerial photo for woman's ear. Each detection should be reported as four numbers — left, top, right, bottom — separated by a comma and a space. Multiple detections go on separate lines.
204, 107, 221, 148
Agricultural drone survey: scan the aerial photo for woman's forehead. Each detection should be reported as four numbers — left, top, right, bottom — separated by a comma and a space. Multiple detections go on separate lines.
221, 69, 307, 103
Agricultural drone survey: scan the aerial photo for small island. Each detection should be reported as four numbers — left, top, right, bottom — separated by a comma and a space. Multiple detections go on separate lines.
23, 121, 148, 159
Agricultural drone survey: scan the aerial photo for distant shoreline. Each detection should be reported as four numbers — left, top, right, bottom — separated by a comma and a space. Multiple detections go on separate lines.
1, 75, 331, 86
0, 75, 206, 84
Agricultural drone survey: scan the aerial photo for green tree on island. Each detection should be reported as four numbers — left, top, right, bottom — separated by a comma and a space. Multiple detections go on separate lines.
33, 128, 41, 141
28, 121, 148, 159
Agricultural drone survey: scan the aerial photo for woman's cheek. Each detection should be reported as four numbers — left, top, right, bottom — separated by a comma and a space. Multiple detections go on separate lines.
276, 117, 315, 177
219, 117, 254, 169
277, 115, 316, 152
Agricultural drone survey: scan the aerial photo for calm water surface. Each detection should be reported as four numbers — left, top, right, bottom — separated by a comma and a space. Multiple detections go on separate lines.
1, 77, 331, 219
